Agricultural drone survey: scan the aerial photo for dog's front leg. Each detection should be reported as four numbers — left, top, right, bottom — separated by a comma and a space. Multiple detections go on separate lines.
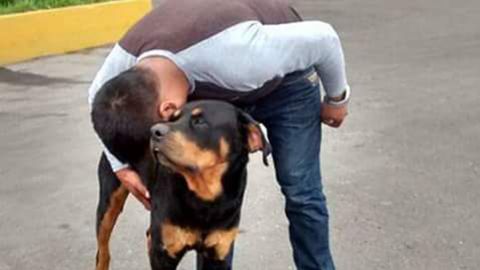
197, 254, 232, 270
149, 221, 199, 270
147, 228, 179, 270
149, 246, 181, 270
198, 228, 238, 270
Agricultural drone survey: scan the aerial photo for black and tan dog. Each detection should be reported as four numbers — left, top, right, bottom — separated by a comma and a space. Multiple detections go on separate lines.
94, 100, 270, 270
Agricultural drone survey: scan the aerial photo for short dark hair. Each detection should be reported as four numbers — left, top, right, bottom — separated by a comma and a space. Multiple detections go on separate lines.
91, 67, 158, 164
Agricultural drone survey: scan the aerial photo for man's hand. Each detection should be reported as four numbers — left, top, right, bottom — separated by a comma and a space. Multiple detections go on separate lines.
321, 102, 348, 128
115, 168, 151, 210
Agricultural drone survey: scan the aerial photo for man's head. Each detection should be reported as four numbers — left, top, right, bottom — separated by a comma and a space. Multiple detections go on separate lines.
91, 67, 159, 163
91, 58, 189, 164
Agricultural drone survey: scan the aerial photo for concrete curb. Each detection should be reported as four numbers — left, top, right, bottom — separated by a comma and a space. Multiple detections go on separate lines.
0, 0, 151, 65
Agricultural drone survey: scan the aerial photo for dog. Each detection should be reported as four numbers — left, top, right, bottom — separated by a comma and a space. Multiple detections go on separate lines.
94, 100, 271, 270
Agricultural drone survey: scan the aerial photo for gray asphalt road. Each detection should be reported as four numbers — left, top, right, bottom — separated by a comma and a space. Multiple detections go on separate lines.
1, 0, 479, 269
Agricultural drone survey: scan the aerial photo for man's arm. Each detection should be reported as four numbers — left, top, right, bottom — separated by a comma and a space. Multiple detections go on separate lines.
88, 43, 137, 171
88, 44, 151, 209
88, 44, 137, 105
260, 21, 350, 127
260, 21, 349, 99
175, 20, 348, 100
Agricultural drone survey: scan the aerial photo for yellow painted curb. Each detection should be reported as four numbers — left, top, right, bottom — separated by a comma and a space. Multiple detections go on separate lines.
0, 0, 151, 65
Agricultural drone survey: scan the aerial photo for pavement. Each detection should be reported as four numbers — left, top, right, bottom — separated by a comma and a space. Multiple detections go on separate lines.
1, 0, 479, 269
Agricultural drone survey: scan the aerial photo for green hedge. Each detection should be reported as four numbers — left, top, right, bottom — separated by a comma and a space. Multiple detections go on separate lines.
0, 0, 110, 15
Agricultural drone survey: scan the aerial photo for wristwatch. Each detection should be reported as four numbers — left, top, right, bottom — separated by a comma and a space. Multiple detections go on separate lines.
324, 85, 351, 106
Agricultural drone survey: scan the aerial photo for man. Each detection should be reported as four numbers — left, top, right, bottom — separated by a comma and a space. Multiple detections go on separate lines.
88, 0, 350, 269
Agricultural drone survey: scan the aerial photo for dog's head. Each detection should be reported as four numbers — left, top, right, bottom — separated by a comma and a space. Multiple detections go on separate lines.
150, 100, 270, 201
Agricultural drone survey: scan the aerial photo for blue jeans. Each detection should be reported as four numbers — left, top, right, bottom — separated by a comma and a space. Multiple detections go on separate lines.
199, 69, 335, 270
250, 69, 335, 270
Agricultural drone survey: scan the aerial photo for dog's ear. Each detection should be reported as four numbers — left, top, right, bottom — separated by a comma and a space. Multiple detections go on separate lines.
237, 110, 272, 166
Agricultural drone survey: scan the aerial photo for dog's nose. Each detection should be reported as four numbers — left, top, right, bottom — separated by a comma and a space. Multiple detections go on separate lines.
151, 123, 170, 140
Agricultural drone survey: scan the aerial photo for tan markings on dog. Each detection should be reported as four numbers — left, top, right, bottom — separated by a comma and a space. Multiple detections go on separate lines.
146, 228, 152, 257
96, 185, 129, 270
182, 162, 228, 201
169, 132, 218, 168
204, 228, 239, 260
163, 133, 230, 201
173, 109, 182, 118
161, 222, 200, 258
191, 107, 203, 116
219, 137, 230, 160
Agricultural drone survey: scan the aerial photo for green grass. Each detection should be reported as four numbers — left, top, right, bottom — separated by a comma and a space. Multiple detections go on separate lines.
0, 0, 111, 15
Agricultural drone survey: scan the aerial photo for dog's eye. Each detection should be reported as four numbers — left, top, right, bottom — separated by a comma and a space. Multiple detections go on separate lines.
191, 116, 207, 127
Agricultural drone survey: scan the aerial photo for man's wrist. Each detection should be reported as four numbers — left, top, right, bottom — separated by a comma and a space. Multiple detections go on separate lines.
115, 166, 135, 177
325, 86, 350, 106
112, 163, 130, 173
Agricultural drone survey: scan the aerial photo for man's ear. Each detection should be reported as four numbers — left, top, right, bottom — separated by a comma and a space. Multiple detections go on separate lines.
158, 101, 178, 121
237, 110, 272, 166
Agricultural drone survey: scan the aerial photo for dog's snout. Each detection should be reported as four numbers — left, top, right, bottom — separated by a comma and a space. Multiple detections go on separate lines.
151, 123, 170, 140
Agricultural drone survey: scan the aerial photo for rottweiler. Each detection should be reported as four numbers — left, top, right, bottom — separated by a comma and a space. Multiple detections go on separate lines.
93, 100, 271, 270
